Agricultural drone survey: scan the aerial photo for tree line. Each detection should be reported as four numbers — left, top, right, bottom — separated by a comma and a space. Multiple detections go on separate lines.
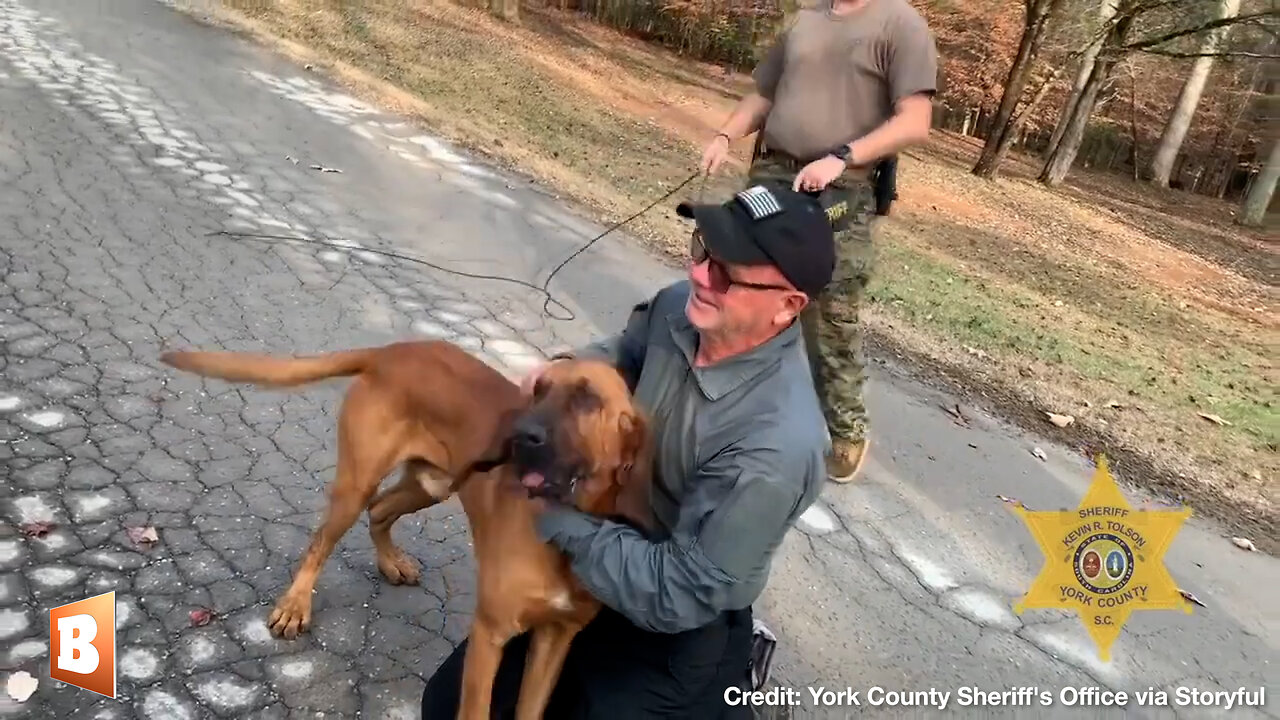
961, 0, 1277, 227
482, 0, 1278, 228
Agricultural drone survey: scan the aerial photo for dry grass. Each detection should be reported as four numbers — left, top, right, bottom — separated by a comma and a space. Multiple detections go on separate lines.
187, 0, 1276, 545
872, 139, 1275, 530
206, 0, 752, 258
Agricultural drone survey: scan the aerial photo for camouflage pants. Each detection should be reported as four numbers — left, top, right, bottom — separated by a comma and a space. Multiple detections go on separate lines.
746, 153, 875, 444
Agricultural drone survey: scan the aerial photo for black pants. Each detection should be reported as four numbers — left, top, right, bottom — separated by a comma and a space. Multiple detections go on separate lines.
421, 606, 755, 719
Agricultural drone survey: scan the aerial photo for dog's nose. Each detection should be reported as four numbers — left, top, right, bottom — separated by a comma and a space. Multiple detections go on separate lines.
513, 421, 547, 448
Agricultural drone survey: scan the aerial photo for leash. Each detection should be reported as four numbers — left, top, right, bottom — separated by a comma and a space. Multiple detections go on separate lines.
205, 170, 707, 322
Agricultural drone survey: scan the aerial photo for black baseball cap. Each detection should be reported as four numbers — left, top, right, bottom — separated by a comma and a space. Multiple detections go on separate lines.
675, 182, 836, 298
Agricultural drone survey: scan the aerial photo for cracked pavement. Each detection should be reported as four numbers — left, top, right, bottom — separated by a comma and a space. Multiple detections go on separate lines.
1, 0, 1276, 718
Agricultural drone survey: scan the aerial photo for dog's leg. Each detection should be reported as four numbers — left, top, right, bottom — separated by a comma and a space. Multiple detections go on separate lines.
367, 462, 446, 585
270, 383, 405, 639
513, 622, 580, 720
269, 455, 379, 638
457, 618, 512, 720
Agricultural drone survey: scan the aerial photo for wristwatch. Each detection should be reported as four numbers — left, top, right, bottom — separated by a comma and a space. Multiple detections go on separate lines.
828, 143, 853, 165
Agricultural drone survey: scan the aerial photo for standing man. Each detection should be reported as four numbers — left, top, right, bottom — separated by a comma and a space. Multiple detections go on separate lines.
701, 0, 938, 483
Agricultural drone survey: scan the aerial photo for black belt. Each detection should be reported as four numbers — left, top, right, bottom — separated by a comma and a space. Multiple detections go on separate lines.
757, 146, 872, 182
756, 146, 806, 169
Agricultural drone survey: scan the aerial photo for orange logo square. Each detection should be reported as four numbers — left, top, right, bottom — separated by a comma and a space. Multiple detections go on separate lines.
48, 591, 116, 698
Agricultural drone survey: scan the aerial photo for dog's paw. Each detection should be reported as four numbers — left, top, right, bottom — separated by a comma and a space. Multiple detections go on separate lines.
377, 549, 421, 585
268, 595, 311, 639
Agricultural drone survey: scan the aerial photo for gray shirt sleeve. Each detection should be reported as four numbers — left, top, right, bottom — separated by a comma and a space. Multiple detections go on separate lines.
535, 447, 806, 634
752, 11, 806, 102
751, 39, 786, 101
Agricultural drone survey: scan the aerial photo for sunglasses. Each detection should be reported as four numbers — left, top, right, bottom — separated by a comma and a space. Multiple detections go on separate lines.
689, 230, 793, 294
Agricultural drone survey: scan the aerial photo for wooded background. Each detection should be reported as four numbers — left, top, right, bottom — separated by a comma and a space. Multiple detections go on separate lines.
487, 0, 1280, 226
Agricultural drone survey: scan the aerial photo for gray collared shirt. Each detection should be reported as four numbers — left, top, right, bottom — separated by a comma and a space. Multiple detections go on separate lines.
536, 280, 827, 634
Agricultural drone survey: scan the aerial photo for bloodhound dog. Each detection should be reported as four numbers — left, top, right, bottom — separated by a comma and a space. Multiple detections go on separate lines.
159, 339, 653, 719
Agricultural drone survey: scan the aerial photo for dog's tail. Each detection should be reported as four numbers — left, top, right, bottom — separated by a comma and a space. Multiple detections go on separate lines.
159, 348, 373, 388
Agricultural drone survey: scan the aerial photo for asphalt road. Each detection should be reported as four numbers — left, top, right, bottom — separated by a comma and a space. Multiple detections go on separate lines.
1, 1, 1276, 718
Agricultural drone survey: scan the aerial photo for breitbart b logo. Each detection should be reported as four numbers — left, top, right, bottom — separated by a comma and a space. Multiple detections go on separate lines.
49, 591, 116, 698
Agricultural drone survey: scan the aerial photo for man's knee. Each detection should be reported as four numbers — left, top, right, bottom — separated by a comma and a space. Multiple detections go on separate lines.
421, 639, 468, 718
565, 609, 754, 718
421, 633, 537, 718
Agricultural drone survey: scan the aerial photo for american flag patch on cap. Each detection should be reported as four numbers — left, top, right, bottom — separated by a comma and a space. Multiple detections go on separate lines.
735, 185, 783, 221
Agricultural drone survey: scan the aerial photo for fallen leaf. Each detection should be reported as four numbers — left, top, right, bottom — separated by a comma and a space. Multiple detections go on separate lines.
189, 608, 214, 627
1103, 399, 1124, 409
1046, 412, 1075, 428
309, 164, 343, 173
285, 155, 299, 165
6, 671, 37, 703
1230, 537, 1258, 552
1197, 412, 1231, 426
19, 521, 54, 538
1031, 447, 1047, 461
1178, 589, 1207, 609
996, 494, 1023, 507
126, 526, 159, 548
962, 345, 991, 361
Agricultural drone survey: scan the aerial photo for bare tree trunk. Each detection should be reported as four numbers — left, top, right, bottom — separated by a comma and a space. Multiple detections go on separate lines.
1129, 61, 1140, 180
1215, 152, 1237, 198
1147, 0, 1243, 186
1039, 61, 1109, 184
490, 0, 519, 22
1045, 0, 1120, 158
1039, 5, 1137, 186
1238, 135, 1280, 227
1039, 15, 1141, 183
981, 65, 1064, 168
972, 0, 1068, 178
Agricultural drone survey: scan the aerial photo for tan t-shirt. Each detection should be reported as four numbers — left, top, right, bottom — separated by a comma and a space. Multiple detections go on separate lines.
752, 0, 938, 163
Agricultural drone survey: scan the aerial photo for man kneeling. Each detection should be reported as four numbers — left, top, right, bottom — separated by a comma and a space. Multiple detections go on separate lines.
422, 182, 836, 718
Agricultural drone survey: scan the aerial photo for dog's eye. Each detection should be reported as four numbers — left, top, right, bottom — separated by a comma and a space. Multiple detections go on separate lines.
567, 379, 603, 414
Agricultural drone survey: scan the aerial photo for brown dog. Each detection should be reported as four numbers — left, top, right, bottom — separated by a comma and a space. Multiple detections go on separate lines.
159, 340, 653, 719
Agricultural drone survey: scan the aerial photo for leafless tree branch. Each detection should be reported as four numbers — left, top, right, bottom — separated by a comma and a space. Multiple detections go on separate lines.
1122, 10, 1279, 51
1133, 48, 1280, 58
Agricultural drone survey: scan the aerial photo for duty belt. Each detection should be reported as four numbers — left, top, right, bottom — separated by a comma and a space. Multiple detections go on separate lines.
757, 146, 872, 183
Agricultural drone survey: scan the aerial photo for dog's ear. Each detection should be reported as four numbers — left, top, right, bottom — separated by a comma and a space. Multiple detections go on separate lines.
612, 409, 655, 533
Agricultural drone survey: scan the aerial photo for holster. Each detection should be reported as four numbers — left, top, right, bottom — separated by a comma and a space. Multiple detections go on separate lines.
871, 156, 898, 216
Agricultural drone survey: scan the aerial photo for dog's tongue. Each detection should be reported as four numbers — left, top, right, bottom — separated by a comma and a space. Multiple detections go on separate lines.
521, 472, 545, 489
